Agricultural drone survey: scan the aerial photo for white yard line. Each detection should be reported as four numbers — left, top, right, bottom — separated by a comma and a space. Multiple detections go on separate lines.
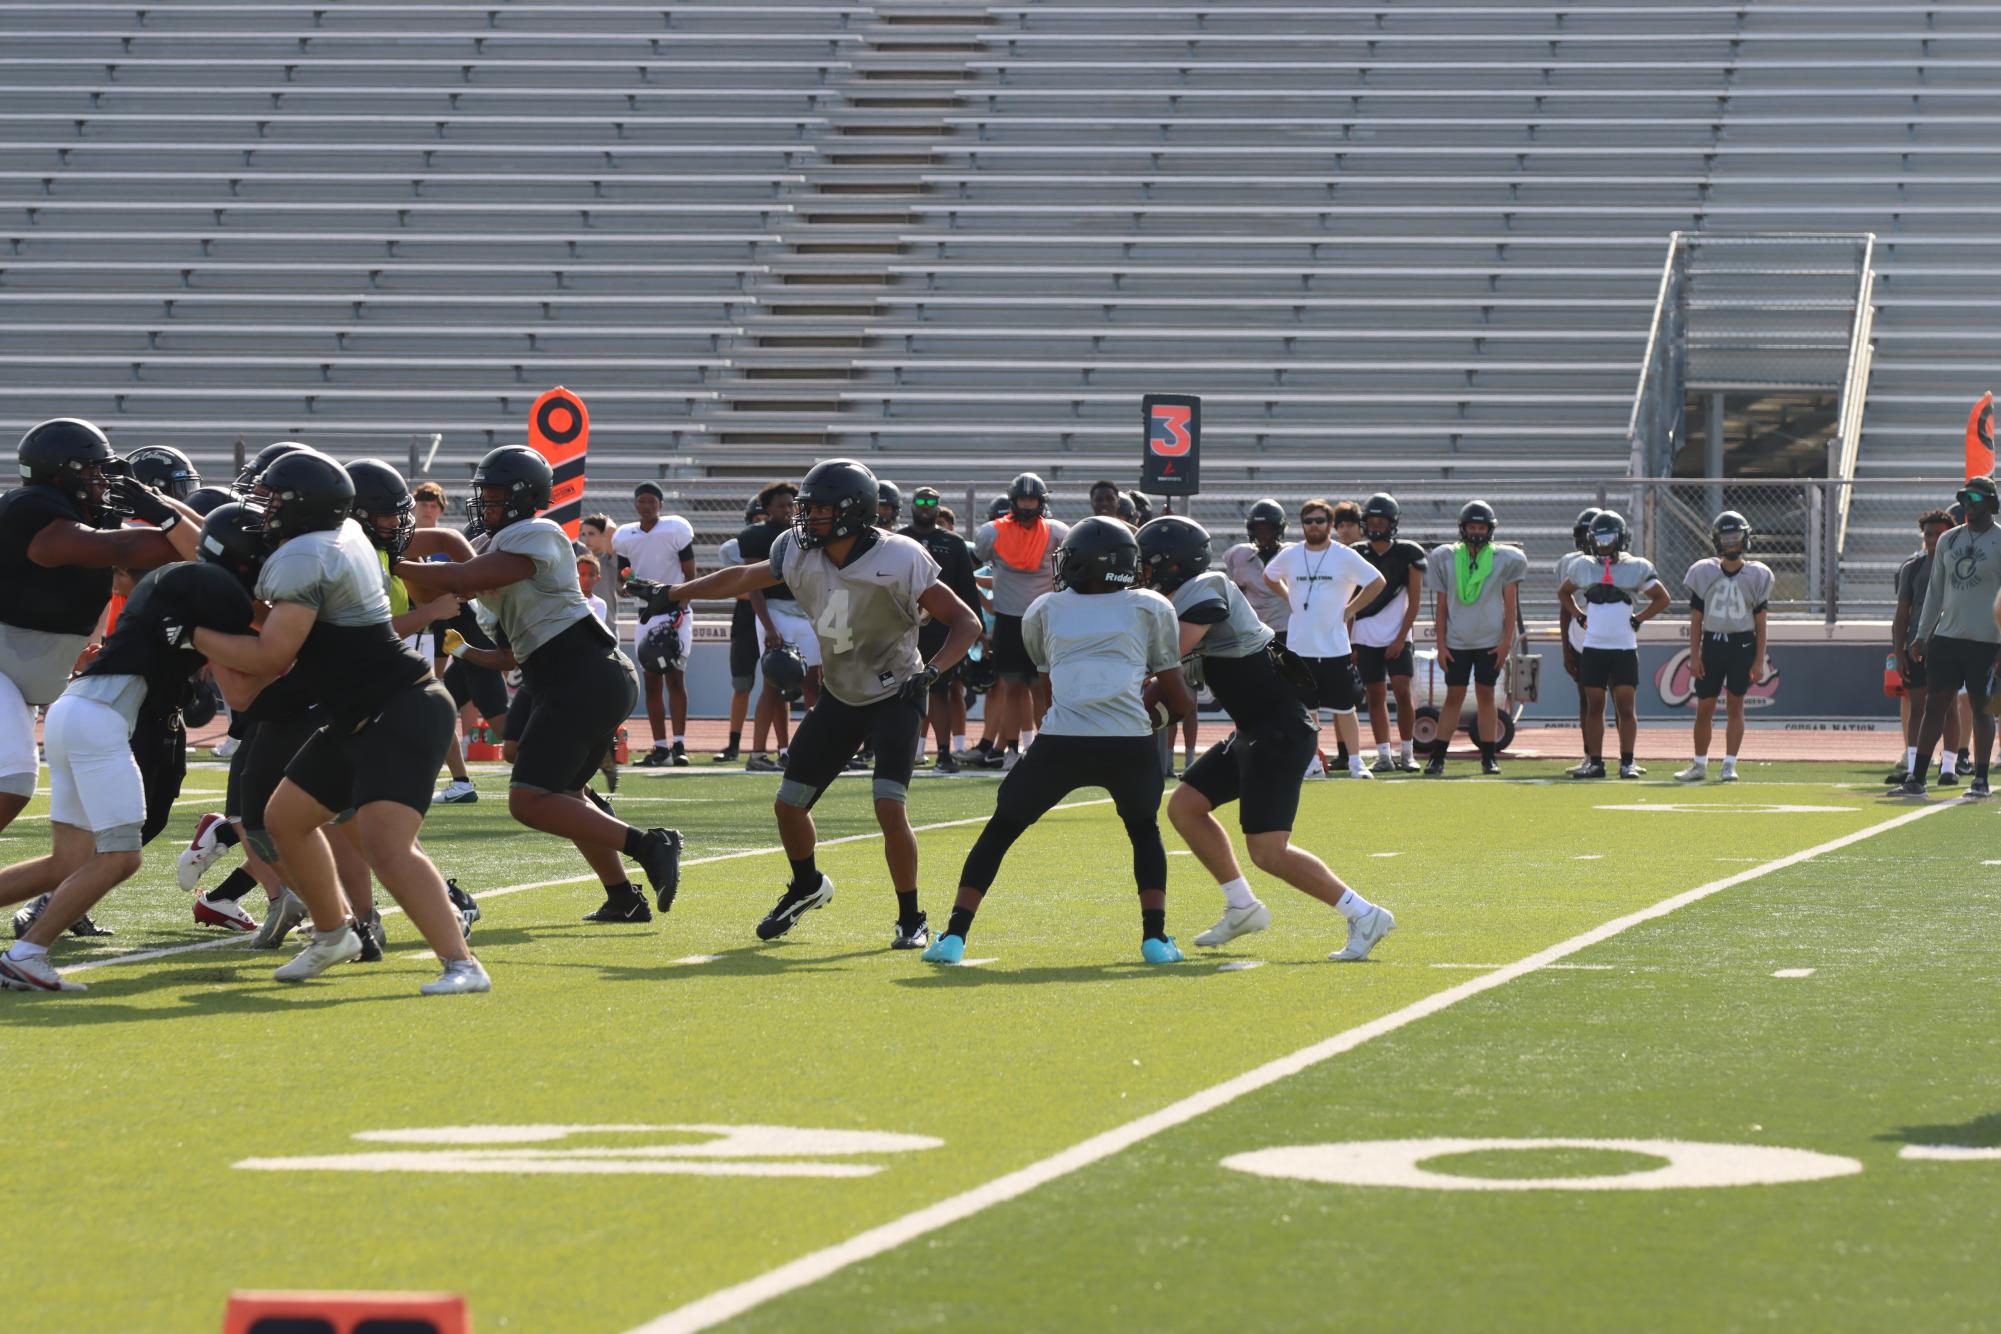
625, 800, 1952, 1334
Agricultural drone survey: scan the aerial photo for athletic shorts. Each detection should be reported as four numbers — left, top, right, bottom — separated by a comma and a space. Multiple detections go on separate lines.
1177, 720, 1319, 836
764, 598, 821, 668
634, 608, 694, 676
223, 717, 254, 817
991, 613, 1034, 682
1578, 647, 1640, 691
285, 679, 456, 818
1901, 651, 1928, 691
133, 710, 187, 847
512, 620, 639, 793
0, 667, 35, 797
992, 733, 1162, 828
1300, 654, 1359, 713
1693, 631, 1758, 700
502, 683, 534, 743
1353, 642, 1414, 685
1443, 645, 1503, 688
443, 655, 510, 722
777, 689, 924, 808
238, 712, 320, 839
729, 600, 760, 693
43, 693, 144, 852
1923, 635, 2000, 705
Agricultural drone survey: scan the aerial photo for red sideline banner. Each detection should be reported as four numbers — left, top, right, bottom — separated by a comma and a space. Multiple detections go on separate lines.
1141, 392, 1201, 495
529, 384, 589, 538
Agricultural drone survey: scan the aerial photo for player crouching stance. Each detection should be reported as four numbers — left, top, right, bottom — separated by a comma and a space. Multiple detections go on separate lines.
396, 446, 682, 922
663, 458, 981, 948
922, 518, 1195, 965
1138, 517, 1396, 963
0, 506, 267, 993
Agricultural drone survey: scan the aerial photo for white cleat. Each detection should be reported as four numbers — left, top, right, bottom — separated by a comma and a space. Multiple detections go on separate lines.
176, 812, 230, 891
434, 779, 479, 805
273, 925, 362, 982
1674, 763, 1708, 783
0, 952, 86, 993
210, 736, 240, 759
1331, 904, 1396, 962
1719, 766, 1740, 783
1347, 763, 1374, 781
193, 892, 257, 933
1194, 899, 1273, 948
250, 889, 307, 950
420, 958, 492, 996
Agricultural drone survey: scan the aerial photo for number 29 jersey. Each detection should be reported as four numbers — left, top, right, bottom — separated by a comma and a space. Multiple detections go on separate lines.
769, 528, 941, 706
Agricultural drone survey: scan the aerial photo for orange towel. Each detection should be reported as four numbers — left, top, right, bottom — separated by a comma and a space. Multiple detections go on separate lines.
992, 516, 1052, 571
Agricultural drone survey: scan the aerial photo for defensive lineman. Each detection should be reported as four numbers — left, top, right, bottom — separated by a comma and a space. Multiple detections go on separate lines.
1675, 511, 1773, 783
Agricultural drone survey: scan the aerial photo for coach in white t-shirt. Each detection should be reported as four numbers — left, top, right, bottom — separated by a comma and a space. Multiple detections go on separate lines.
1264, 498, 1385, 779
613, 481, 697, 766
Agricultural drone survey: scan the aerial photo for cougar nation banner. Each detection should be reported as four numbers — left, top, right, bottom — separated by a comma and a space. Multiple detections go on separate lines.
529, 385, 590, 538
1141, 392, 1201, 495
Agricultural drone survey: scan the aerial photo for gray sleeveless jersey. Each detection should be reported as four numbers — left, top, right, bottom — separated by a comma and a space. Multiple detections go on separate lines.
1172, 569, 1276, 661
1683, 558, 1774, 635
771, 529, 941, 705
482, 517, 593, 661
1023, 587, 1181, 738
256, 520, 391, 626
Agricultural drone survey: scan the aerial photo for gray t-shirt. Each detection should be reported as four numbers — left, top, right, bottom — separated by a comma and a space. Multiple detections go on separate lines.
482, 517, 593, 662
1023, 587, 1180, 738
1567, 551, 1662, 652
256, 520, 392, 626
974, 518, 1071, 617
1427, 542, 1528, 650
1918, 521, 2001, 645
771, 529, 940, 705
1896, 549, 1930, 646
1684, 558, 1774, 636
1220, 542, 1290, 633
1171, 569, 1275, 661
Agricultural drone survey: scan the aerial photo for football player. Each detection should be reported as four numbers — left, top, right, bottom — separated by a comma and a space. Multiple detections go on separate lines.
899, 484, 983, 774
1556, 507, 1602, 776
1676, 511, 1774, 783
1887, 509, 1957, 785
1350, 493, 1426, 772
1903, 475, 2001, 798
972, 473, 1070, 769
734, 481, 812, 773
615, 482, 697, 767
1557, 510, 1670, 779
1425, 501, 1529, 777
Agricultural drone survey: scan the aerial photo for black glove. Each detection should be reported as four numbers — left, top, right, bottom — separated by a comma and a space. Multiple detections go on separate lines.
112, 476, 177, 530
624, 577, 681, 623
899, 663, 940, 705
1629, 614, 1643, 632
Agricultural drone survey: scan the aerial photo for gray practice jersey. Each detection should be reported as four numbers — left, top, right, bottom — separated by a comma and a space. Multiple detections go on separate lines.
1427, 542, 1528, 650
479, 517, 593, 661
974, 518, 1071, 616
1896, 549, 1931, 646
1220, 542, 1290, 633
771, 529, 940, 705
1171, 569, 1276, 661
256, 519, 392, 625
1918, 522, 2001, 644
1566, 551, 1661, 652
1683, 558, 1774, 636
1023, 587, 1180, 738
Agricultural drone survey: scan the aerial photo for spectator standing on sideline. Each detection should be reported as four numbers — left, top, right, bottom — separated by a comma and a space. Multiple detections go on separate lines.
1263, 499, 1384, 781
901, 486, 983, 773
1901, 475, 2001, 799
615, 482, 696, 767
1887, 509, 1957, 785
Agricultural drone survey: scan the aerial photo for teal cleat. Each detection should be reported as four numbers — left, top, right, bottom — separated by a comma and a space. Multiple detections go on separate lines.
1141, 936, 1185, 965
922, 933, 966, 965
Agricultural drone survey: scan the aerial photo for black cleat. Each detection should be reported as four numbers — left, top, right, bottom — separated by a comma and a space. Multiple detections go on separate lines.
636, 746, 670, 768
745, 753, 780, 773
583, 785, 615, 819
1894, 778, 1928, 799
582, 891, 652, 924
1939, 770, 1959, 788
446, 878, 481, 939
670, 741, 690, 767
711, 746, 740, 764
601, 761, 620, 794
934, 752, 960, 774
11, 894, 113, 939
1423, 755, 1446, 777
635, 827, 683, 913
1970, 776, 1992, 799
1884, 768, 1910, 785
756, 874, 834, 941
354, 912, 384, 964
1480, 756, 1501, 776
891, 913, 931, 950
1573, 760, 1607, 780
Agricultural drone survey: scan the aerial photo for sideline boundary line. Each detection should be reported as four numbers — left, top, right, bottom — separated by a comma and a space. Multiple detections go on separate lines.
625, 801, 1953, 1334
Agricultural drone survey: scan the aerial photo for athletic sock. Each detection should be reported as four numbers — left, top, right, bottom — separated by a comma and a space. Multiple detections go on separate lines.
1942, 752, 1958, 777
946, 906, 976, 941
1377, 743, 1393, 764
211, 866, 257, 903
726, 730, 741, 751
606, 880, 642, 901
1349, 754, 1368, 776
672, 735, 685, 747
895, 889, 920, 926
1904, 746, 1919, 772
1400, 740, 1414, 762
1722, 754, 1737, 768
1478, 742, 1496, 762
974, 739, 993, 756
1141, 907, 1167, 942
1430, 739, 1449, 763
1335, 743, 1349, 765
7, 941, 47, 961
953, 734, 967, 753
1219, 876, 1256, 911
215, 822, 241, 849
1620, 752, 1635, 768
1690, 756, 1707, 768
621, 827, 648, 857
1333, 887, 1374, 922
788, 855, 820, 893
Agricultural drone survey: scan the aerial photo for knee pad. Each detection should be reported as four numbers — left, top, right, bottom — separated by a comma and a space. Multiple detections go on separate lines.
94, 822, 144, 855
776, 778, 820, 810
245, 827, 280, 863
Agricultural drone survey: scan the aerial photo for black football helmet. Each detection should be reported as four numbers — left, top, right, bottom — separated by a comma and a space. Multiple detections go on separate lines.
466, 445, 552, 536
1128, 491, 1154, 525
197, 501, 269, 592
1573, 507, 1602, 553
1055, 515, 1141, 592
347, 457, 416, 558
877, 479, 902, 526
1115, 493, 1138, 525
1710, 509, 1752, 557
18, 417, 120, 522
1245, 498, 1287, 543
744, 496, 767, 525
1588, 509, 1629, 556
252, 449, 354, 549
125, 445, 200, 501
233, 440, 309, 496
958, 644, 998, 697
1007, 471, 1049, 525
1458, 499, 1498, 548
1361, 492, 1401, 542
638, 621, 688, 676
794, 458, 879, 550
1136, 515, 1213, 592
184, 485, 234, 518
986, 495, 1010, 523
761, 641, 808, 702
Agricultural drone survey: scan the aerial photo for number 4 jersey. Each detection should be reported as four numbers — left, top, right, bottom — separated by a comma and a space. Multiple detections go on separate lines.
769, 528, 941, 706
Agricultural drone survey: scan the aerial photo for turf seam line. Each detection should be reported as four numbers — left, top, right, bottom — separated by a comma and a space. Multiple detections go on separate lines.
623, 799, 1953, 1334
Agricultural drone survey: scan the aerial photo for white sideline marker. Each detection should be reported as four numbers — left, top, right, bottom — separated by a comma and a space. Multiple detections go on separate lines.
626, 800, 1953, 1334
1216, 960, 1264, 972
1771, 968, 1816, 979
672, 955, 720, 966
1370, 851, 1400, 858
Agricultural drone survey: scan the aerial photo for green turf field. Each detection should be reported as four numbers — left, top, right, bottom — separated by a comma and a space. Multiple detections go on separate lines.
6, 758, 2000, 1332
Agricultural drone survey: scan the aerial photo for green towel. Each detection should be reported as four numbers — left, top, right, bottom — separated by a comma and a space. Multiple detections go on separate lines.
1454, 543, 1494, 605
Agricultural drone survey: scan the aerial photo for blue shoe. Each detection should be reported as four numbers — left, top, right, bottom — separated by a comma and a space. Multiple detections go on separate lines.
1141, 936, 1185, 965
922, 933, 966, 965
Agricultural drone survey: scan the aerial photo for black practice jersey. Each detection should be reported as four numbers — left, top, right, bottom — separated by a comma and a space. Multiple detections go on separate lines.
0, 484, 115, 635
83, 562, 255, 719
1351, 539, 1428, 622
900, 523, 981, 618
736, 519, 794, 602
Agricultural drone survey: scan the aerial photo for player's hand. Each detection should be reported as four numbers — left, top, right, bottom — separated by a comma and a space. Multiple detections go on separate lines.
1561, 645, 1580, 680
113, 476, 177, 528
423, 593, 461, 621
899, 664, 940, 705
442, 628, 469, 659
1437, 644, 1454, 668
1688, 649, 1706, 679
1387, 636, 1407, 659
1754, 657, 1770, 684
1491, 645, 1507, 670
764, 629, 783, 650
1629, 614, 1644, 632
1911, 638, 1928, 664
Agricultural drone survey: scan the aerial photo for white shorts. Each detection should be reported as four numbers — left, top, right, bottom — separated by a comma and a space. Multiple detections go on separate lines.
0, 669, 33, 796
765, 600, 821, 668
44, 693, 145, 852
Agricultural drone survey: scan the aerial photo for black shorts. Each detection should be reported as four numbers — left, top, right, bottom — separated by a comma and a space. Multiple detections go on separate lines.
1177, 720, 1319, 836
1579, 647, 1640, 691
223, 716, 255, 817
238, 712, 320, 836
285, 679, 457, 818
1300, 654, 1359, 713
512, 621, 639, 793
777, 689, 924, 808
1353, 642, 1414, 685
1693, 631, 1757, 700
966, 733, 1165, 891
1901, 652, 1928, 691
1924, 635, 2000, 704
991, 613, 1034, 682
133, 711, 187, 847
502, 683, 534, 743
1443, 646, 1503, 688
443, 656, 510, 722
729, 600, 761, 693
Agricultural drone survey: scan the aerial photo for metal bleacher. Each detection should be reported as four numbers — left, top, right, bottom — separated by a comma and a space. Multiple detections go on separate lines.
1, 2, 1997, 587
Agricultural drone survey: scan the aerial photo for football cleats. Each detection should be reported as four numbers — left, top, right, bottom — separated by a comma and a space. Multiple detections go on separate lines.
1573, 506, 1603, 553
466, 445, 551, 536
1007, 471, 1049, 525
1710, 509, 1752, 557
761, 641, 808, 701
1588, 509, 1630, 556
1457, 500, 1497, 548
198, 501, 269, 592
346, 457, 416, 558
125, 445, 200, 501
794, 458, 878, 551
247, 449, 351, 549
17, 417, 119, 523
1136, 515, 1212, 592
1361, 492, 1401, 542
1244, 498, 1287, 542
1055, 515, 1141, 592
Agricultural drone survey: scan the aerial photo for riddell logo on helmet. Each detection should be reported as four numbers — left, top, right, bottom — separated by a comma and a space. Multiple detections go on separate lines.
1656, 649, 1782, 709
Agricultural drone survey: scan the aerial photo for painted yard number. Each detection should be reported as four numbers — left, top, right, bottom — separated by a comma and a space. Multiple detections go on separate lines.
235, 1123, 941, 1178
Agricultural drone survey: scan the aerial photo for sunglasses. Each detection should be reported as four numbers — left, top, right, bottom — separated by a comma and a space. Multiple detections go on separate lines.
913, 497, 938, 507
1301, 515, 1332, 525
